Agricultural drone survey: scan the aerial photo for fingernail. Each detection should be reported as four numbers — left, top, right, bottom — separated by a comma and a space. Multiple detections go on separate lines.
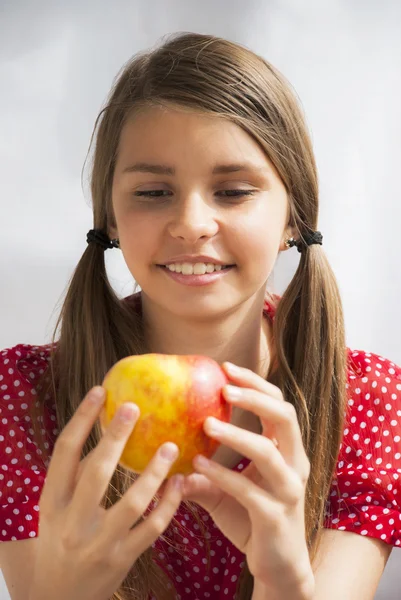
194, 455, 210, 469
224, 362, 241, 375
160, 442, 179, 461
172, 474, 184, 490
224, 384, 243, 401
89, 387, 105, 404
207, 417, 226, 432
118, 403, 138, 422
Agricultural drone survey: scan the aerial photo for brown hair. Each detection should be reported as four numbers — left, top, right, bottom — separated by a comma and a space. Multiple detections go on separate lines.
30, 31, 348, 599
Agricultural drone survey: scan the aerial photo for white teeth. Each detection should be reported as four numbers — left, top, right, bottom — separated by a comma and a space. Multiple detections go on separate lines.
166, 262, 227, 275
193, 263, 207, 275
182, 263, 195, 275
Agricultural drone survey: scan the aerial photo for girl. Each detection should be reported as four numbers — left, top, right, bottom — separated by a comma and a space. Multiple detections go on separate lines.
1, 31, 400, 600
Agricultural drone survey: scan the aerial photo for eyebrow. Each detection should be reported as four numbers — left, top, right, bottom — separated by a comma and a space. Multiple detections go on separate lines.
121, 162, 270, 176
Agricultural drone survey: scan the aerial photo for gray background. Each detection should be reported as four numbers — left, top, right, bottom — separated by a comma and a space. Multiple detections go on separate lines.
1, 0, 400, 598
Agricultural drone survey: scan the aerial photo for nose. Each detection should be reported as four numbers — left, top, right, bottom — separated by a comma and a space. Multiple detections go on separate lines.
167, 193, 219, 243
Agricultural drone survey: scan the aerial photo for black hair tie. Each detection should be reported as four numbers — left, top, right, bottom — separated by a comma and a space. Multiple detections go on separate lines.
285, 231, 323, 253
86, 229, 120, 250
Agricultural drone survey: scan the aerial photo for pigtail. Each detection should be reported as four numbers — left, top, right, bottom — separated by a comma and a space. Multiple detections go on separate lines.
273, 241, 348, 560
30, 244, 184, 600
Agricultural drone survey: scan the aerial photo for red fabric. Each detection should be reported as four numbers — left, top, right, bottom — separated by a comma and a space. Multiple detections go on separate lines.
1, 292, 401, 599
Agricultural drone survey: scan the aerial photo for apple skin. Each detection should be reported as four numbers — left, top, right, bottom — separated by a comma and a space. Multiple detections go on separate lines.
100, 354, 232, 477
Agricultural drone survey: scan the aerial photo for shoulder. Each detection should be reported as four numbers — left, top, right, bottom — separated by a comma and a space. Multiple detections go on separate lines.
0, 340, 58, 392
0, 341, 56, 418
0, 342, 55, 377
341, 346, 401, 467
0, 341, 58, 430
344, 347, 401, 431
0, 341, 58, 436
324, 346, 401, 547
346, 347, 401, 382
0, 343, 59, 542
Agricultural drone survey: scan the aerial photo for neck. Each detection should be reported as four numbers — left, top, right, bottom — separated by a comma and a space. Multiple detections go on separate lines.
139, 291, 273, 380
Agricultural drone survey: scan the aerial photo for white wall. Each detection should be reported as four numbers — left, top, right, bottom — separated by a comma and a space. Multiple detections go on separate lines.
1, 1, 400, 598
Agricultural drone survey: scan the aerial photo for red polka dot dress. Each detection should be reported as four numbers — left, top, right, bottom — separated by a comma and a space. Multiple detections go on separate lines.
1, 293, 401, 599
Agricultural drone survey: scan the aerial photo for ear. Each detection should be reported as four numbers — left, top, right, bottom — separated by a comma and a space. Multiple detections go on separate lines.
279, 227, 297, 252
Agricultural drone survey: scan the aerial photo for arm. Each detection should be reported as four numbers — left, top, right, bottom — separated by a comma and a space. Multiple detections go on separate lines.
311, 529, 392, 600
0, 539, 38, 600
252, 528, 393, 600
252, 574, 314, 600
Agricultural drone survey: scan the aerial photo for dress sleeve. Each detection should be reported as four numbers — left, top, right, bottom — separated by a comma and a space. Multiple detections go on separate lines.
324, 349, 401, 548
0, 344, 54, 542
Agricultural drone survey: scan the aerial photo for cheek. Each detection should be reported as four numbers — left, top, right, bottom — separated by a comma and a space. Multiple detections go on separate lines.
233, 213, 282, 280
118, 213, 160, 266
248, 233, 278, 278
235, 219, 280, 260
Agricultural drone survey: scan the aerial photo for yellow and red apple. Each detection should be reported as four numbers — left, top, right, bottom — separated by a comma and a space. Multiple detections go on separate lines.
100, 354, 232, 477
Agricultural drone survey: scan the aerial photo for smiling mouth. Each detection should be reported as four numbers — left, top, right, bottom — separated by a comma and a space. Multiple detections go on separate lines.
156, 265, 236, 279
157, 265, 234, 270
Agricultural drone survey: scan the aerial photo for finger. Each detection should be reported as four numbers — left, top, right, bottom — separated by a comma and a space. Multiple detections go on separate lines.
41, 386, 106, 509
222, 362, 283, 401
182, 471, 248, 519
200, 420, 299, 502
103, 441, 181, 539
191, 456, 283, 516
118, 473, 184, 564
182, 472, 251, 550
74, 452, 92, 486
71, 402, 140, 521
181, 471, 224, 506
221, 386, 307, 471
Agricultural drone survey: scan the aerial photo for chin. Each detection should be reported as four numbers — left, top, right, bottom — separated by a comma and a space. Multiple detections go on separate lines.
167, 293, 243, 320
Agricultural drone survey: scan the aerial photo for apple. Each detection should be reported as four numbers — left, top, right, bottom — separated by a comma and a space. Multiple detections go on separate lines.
100, 354, 232, 477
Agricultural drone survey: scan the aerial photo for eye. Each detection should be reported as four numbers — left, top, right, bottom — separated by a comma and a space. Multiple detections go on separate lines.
217, 190, 256, 200
134, 190, 171, 198
133, 190, 256, 201
134, 190, 169, 198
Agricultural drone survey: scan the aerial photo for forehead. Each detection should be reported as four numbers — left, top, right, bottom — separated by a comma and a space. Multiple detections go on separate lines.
116, 105, 280, 179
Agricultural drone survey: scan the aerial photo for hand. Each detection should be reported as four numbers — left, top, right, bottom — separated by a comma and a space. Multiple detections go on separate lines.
182, 362, 313, 593
30, 387, 184, 600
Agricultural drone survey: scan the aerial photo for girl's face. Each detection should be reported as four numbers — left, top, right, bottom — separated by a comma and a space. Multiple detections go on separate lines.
111, 106, 292, 320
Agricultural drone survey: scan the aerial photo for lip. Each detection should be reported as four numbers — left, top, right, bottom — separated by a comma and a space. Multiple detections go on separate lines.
157, 264, 235, 286
157, 255, 235, 266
